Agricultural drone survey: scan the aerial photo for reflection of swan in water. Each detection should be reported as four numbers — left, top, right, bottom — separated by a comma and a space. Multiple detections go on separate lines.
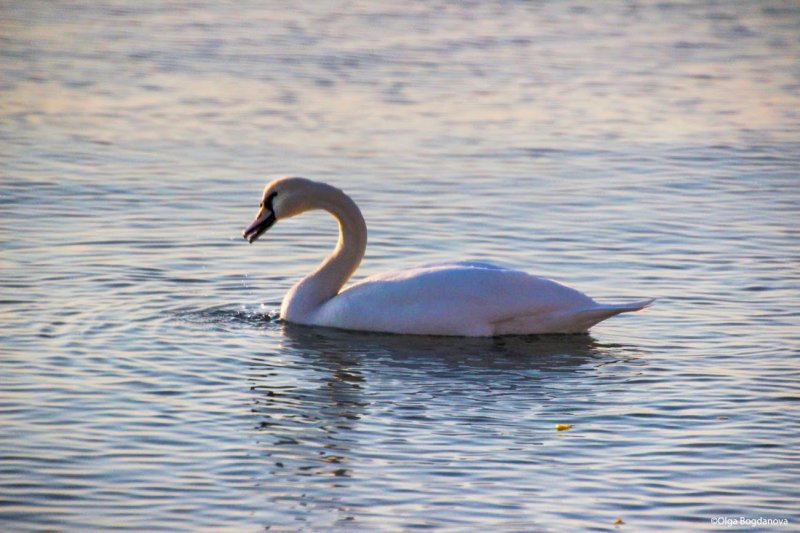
279, 321, 611, 370
248, 323, 645, 525
249, 325, 614, 469
249, 323, 641, 467
277, 322, 651, 392
243, 177, 653, 336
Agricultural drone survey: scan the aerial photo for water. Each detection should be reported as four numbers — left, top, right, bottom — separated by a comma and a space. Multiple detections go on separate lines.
2, 1, 799, 530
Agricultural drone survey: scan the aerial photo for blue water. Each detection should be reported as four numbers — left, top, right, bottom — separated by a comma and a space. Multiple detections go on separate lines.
2, 1, 799, 531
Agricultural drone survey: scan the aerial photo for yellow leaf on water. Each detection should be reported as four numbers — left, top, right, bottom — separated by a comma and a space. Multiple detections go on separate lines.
555, 423, 572, 431
614, 517, 624, 525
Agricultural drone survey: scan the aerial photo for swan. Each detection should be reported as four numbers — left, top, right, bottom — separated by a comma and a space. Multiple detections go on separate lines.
243, 177, 653, 336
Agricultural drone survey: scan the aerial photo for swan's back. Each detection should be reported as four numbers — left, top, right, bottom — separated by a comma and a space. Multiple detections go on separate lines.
309, 262, 650, 336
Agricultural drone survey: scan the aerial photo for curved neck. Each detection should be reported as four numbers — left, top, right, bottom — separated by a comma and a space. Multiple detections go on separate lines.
281, 184, 367, 321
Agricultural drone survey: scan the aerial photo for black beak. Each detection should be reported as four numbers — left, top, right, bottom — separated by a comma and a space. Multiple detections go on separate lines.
243, 211, 276, 243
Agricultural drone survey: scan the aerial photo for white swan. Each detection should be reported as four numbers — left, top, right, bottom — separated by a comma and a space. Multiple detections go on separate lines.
243, 177, 653, 336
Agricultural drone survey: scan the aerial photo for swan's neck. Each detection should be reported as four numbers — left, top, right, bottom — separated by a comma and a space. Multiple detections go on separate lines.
281, 185, 367, 322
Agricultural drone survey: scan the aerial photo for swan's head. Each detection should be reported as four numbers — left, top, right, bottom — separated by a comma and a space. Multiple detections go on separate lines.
243, 176, 321, 243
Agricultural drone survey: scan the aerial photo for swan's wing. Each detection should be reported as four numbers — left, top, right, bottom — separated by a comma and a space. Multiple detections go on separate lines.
314, 265, 598, 336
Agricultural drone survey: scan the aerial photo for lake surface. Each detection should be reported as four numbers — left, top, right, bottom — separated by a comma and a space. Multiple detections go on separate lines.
2, 1, 799, 531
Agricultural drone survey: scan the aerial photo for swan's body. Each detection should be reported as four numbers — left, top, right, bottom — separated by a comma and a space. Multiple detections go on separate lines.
243, 177, 652, 336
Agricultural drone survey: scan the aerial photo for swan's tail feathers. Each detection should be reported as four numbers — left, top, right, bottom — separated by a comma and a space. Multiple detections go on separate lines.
573, 298, 655, 331
491, 299, 654, 335
595, 298, 655, 313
